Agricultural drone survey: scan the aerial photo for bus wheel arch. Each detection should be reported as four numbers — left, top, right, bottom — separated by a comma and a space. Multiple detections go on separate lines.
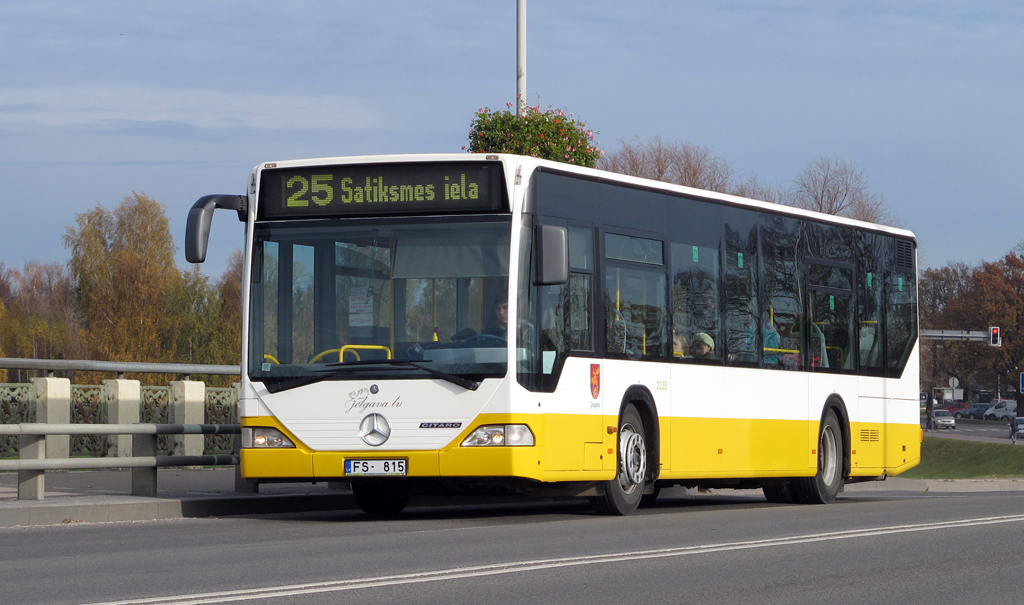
620, 386, 660, 483
590, 387, 660, 515
826, 395, 852, 480
794, 396, 849, 504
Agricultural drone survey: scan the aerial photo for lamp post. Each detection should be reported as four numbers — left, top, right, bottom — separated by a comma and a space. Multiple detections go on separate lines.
517, 0, 526, 115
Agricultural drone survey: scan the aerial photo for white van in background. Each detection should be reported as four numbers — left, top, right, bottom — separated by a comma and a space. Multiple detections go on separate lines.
983, 399, 1017, 420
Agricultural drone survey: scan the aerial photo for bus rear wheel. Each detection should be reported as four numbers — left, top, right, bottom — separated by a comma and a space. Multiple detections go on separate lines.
352, 484, 410, 516
793, 409, 844, 504
591, 404, 647, 516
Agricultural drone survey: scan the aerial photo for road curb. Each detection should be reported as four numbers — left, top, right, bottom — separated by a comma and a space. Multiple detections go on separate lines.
0, 492, 356, 528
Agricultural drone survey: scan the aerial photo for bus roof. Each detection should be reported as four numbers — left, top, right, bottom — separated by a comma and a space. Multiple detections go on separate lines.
252, 152, 916, 241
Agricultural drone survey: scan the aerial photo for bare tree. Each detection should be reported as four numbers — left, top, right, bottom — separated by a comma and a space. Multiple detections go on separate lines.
730, 174, 788, 205
599, 136, 734, 192
600, 140, 902, 227
790, 155, 901, 226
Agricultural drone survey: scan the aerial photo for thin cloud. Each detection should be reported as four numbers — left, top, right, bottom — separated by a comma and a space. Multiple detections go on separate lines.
0, 87, 383, 132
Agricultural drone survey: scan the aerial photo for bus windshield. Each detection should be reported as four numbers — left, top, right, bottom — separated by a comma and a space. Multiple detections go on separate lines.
248, 216, 511, 387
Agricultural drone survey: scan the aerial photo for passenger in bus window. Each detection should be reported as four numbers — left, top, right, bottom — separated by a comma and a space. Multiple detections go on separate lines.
484, 297, 508, 339
690, 332, 715, 359
673, 331, 689, 358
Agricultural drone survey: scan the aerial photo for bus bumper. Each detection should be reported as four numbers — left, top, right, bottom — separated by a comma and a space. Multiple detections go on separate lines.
239, 415, 612, 483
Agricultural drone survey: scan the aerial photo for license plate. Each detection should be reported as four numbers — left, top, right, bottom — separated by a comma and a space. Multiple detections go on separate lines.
345, 459, 407, 476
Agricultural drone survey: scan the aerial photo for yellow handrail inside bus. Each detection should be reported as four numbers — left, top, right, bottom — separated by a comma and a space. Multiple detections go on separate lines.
342, 344, 392, 361
309, 349, 344, 363
263, 354, 280, 364
764, 347, 800, 355
309, 345, 393, 363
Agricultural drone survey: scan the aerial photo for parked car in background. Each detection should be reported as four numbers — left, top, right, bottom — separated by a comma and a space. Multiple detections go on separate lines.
940, 401, 969, 414
958, 403, 990, 419
932, 409, 956, 429
984, 400, 1017, 421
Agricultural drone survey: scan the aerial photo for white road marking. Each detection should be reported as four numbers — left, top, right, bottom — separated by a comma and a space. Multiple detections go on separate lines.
88, 514, 1024, 605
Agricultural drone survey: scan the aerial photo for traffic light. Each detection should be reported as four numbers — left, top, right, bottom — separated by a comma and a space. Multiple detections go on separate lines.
990, 326, 1002, 347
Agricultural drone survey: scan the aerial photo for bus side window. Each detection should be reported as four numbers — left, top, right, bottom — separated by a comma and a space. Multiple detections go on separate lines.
886, 270, 917, 375
724, 224, 758, 365
760, 216, 802, 370
859, 269, 884, 371
539, 284, 566, 378
604, 266, 667, 360
568, 225, 594, 351
604, 234, 668, 361
670, 243, 720, 361
808, 263, 855, 372
537, 224, 595, 390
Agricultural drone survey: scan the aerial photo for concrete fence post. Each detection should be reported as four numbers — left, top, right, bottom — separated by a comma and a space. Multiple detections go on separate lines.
33, 377, 70, 460
169, 380, 205, 456
103, 378, 141, 457
18, 433, 45, 500
131, 433, 158, 497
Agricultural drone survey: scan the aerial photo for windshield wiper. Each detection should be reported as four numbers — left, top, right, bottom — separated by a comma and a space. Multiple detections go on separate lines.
409, 362, 481, 391
262, 360, 480, 394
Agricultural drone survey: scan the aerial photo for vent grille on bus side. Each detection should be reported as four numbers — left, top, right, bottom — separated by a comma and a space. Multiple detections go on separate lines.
896, 239, 914, 271
860, 429, 880, 443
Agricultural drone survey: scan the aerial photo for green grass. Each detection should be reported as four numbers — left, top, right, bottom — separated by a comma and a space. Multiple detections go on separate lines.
899, 437, 1024, 479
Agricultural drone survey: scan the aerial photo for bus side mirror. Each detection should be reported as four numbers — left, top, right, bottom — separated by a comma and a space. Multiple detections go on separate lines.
535, 224, 568, 286
185, 194, 246, 264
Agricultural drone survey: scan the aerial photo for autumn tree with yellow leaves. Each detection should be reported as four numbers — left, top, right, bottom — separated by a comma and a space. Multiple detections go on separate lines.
920, 247, 1024, 400
64, 193, 182, 364
0, 192, 241, 383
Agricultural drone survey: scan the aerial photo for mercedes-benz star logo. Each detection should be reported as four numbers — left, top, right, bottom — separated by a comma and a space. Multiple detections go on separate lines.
359, 413, 391, 446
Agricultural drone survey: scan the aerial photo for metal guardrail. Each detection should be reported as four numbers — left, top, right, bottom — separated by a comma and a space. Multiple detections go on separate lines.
1, 423, 242, 500
0, 357, 240, 376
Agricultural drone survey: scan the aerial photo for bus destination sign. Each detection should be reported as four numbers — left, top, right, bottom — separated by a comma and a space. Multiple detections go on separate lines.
257, 162, 506, 220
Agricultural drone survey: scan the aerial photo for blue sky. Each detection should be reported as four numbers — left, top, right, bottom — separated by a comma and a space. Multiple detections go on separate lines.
1, 1, 1021, 278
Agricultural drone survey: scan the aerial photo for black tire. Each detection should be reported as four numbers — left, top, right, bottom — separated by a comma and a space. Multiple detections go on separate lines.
792, 409, 844, 504
352, 484, 410, 516
591, 404, 647, 515
954, 412, 963, 419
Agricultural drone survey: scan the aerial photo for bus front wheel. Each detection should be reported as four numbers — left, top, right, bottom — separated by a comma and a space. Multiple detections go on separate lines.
591, 404, 647, 515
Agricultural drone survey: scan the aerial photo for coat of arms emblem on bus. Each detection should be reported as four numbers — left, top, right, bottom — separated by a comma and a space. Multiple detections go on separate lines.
590, 364, 600, 399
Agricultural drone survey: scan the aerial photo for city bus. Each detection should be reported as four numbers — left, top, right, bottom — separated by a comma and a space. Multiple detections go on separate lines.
185, 153, 920, 515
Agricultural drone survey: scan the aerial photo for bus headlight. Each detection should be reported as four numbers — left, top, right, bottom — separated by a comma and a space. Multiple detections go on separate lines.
461, 424, 534, 447
242, 427, 295, 448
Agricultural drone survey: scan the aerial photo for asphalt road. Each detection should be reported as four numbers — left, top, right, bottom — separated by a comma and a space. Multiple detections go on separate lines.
4, 487, 1023, 604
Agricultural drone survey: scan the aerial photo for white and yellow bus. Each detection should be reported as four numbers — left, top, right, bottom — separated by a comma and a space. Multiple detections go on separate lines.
186, 153, 920, 515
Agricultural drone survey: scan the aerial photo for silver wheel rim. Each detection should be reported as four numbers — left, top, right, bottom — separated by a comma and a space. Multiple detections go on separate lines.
820, 424, 838, 486
618, 422, 647, 492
